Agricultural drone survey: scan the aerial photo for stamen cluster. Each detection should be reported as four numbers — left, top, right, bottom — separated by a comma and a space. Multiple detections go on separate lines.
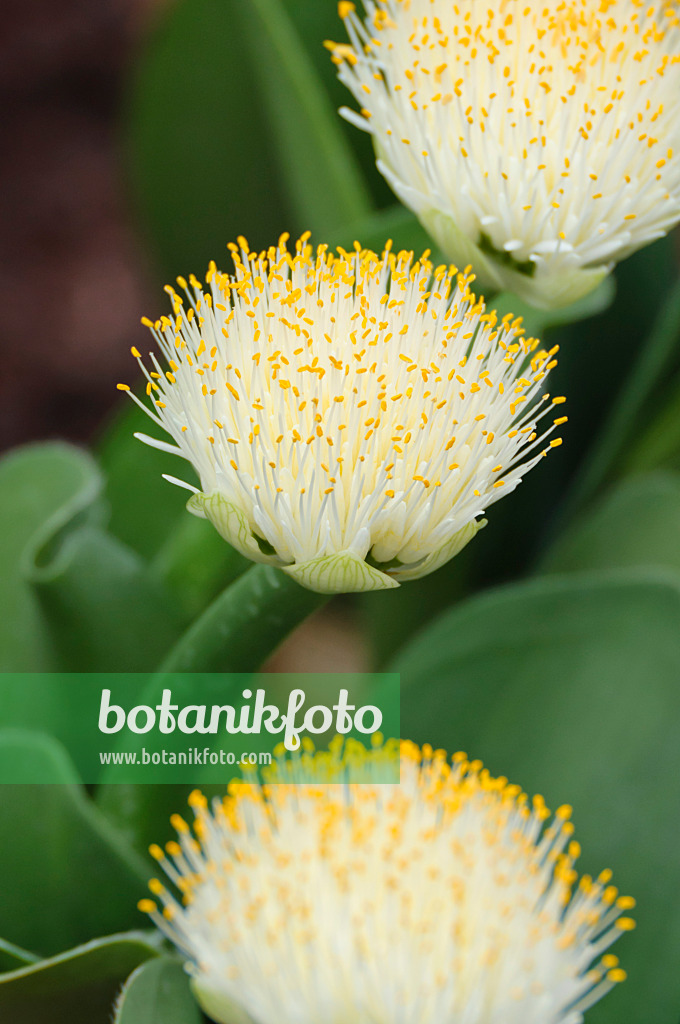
121, 234, 562, 593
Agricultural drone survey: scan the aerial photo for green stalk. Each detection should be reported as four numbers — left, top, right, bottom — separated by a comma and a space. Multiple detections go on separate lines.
552, 278, 680, 530
159, 563, 330, 673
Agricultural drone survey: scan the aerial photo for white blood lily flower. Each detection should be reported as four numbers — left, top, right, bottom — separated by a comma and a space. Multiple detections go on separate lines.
139, 740, 635, 1024
120, 233, 564, 594
332, 0, 680, 310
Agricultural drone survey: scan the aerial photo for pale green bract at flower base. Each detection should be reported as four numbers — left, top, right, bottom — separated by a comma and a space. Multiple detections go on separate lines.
332, 0, 680, 310
187, 490, 482, 593
139, 740, 635, 1024
120, 234, 564, 595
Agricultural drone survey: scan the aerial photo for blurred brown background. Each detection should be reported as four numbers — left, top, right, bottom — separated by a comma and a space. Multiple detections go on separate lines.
0, 0, 169, 452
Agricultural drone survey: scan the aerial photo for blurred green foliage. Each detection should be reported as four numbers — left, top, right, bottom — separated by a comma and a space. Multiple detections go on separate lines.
540, 472, 680, 575
0, 0, 679, 1019
0, 443, 183, 673
0, 734, 148, 956
125, 0, 371, 279
0, 932, 161, 1024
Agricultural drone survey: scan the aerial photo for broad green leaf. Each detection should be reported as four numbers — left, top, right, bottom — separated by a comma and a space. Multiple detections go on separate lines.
113, 956, 202, 1024
0, 442, 102, 671
540, 472, 680, 575
0, 440, 183, 672
535, 238, 679, 557
125, 0, 370, 280
0, 732, 148, 956
0, 679, 146, 782
0, 933, 160, 1024
389, 571, 680, 1024
29, 523, 183, 672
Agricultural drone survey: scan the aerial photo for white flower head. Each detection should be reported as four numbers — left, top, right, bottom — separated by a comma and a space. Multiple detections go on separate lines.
333, 0, 680, 309
140, 740, 634, 1024
121, 234, 564, 594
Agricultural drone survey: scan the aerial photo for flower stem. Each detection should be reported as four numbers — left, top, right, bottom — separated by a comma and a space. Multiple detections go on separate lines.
158, 564, 330, 673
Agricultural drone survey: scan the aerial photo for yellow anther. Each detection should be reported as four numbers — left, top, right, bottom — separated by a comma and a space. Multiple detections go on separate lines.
615, 918, 636, 931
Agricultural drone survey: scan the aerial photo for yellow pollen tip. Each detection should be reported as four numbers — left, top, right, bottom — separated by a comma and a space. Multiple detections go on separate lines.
189, 790, 209, 810
608, 969, 627, 983
616, 917, 636, 931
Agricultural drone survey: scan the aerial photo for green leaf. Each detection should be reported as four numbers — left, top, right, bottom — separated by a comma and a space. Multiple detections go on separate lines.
96, 784, 195, 862
277, 0, 395, 210
0, 729, 82, 785
0, 732, 149, 956
0, 440, 183, 672
126, 0, 283, 275
554, 276, 680, 526
99, 401, 248, 618
28, 524, 183, 672
151, 514, 250, 621
113, 957, 202, 1024
623, 370, 680, 475
240, 0, 371, 236
125, 0, 370, 279
0, 442, 102, 671
539, 472, 680, 575
97, 401, 191, 560
389, 571, 680, 1024
0, 933, 160, 1024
